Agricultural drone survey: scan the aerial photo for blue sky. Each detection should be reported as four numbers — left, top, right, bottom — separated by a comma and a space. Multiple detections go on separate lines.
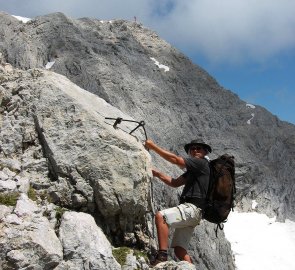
1, 0, 294, 124
199, 51, 295, 124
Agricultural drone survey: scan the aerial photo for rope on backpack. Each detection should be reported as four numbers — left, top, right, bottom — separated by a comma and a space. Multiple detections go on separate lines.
215, 223, 225, 237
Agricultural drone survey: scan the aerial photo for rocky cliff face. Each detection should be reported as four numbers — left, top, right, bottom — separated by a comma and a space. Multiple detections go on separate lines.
0, 60, 155, 269
0, 11, 295, 270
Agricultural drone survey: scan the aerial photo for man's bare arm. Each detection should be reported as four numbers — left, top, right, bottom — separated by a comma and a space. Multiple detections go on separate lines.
152, 169, 186, 187
145, 140, 186, 169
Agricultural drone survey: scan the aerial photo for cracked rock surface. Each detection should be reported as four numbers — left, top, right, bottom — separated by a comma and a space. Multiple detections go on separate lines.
0, 63, 152, 269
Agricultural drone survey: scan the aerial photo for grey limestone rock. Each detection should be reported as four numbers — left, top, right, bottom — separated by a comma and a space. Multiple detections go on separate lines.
153, 260, 196, 270
0, 194, 63, 269
58, 211, 121, 270
0, 62, 153, 269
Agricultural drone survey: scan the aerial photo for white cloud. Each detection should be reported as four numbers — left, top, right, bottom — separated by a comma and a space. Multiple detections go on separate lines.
150, 0, 295, 64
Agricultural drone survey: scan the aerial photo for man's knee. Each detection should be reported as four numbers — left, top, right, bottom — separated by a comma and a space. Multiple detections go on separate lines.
155, 211, 165, 224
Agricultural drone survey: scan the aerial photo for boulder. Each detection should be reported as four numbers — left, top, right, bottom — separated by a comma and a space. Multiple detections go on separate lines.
58, 211, 121, 269
0, 195, 63, 269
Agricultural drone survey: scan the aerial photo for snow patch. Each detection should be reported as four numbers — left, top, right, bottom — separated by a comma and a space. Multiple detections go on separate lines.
12, 15, 31, 23
224, 211, 295, 270
100, 20, 113, 24
150, 57, 170, 72
246, 103, 256, 109
247, 113, 255, 124
252, 200, 258, 209
45, 61, 55, 70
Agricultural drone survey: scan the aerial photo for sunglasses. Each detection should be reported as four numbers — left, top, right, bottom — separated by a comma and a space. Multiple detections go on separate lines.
189, 146, 204, 151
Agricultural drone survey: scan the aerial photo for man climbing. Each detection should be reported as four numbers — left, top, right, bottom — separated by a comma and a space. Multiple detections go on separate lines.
144, 139, 212, 265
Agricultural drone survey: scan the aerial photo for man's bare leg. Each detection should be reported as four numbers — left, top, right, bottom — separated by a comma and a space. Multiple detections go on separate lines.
155, 212, 169, 250
150, 212, 169, 265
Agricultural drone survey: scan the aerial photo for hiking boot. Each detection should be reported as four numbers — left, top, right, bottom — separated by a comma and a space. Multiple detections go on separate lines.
150, 250, 168, 266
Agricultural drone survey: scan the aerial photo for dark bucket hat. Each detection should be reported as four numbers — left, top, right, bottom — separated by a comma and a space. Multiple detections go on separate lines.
184, 139, 212, 153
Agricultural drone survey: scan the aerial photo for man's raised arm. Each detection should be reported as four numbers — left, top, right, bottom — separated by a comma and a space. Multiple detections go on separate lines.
145, 140, 186, 169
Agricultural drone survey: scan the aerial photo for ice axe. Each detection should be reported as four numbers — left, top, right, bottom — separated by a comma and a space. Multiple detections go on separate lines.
105, 117, 148, 141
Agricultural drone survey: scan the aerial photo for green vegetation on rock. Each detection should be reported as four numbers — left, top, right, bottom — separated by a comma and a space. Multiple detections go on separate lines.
0, 192, 20, 206
112, 246, 148, 267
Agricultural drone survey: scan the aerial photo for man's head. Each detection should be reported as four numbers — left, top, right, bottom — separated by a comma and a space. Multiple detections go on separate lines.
184, 139, 212, 159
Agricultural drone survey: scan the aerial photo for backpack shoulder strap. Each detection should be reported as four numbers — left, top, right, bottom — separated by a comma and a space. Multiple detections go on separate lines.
215, 223, 225, 237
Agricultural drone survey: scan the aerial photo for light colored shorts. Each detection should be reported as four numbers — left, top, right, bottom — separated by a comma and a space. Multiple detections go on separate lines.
159, 203, 202, 250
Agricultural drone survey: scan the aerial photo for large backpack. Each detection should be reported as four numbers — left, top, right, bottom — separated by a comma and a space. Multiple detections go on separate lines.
203, 154, 236, 234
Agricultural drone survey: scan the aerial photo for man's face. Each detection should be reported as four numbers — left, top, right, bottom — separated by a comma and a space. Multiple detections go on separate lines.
189, 145, 207, 159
